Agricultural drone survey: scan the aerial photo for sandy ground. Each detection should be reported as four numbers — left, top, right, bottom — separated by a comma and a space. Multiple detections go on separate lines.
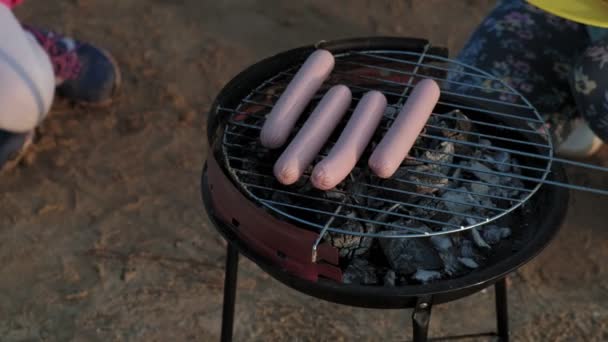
0, 0, 606, 341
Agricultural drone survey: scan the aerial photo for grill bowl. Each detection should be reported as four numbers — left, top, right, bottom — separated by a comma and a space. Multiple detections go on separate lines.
202, 37, 570, 308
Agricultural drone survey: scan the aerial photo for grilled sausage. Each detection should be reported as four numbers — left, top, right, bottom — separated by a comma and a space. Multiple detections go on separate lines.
260, 49, 335, 149
311, 91, 387, 190
274, 85, 352, 185
368, 79, 440, 178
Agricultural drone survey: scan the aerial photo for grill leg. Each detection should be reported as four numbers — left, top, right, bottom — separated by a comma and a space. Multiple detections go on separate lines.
412, 296, 433, 342
495, 278, 509, 342
221, 243, 239, 342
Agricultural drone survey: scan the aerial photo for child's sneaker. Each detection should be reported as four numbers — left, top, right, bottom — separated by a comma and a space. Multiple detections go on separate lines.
23, 26, 121, 106
0, 130, 34, 173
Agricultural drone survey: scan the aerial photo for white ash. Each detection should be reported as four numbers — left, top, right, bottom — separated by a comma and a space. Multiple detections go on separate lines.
492, 151, 512, 172
430, 234, 452, 251
458, 257, 479, 269
469, 162, 500, 184
482, 226, 512, 245
442, 188, 480, 213
470, 228, 492, 249
412, 270, 442, 284
459, 239, 477, 259
429, 228, 469, 276
468, 183, 496, 208
470, 183, 490, 196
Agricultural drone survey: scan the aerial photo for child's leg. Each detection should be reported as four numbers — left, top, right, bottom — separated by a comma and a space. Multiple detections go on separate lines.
571, 37, 608, 142
0, 4, 54, 133
449, 0, 589, 144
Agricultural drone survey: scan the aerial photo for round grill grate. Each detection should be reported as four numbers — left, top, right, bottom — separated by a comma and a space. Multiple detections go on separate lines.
218, 45, 556, 239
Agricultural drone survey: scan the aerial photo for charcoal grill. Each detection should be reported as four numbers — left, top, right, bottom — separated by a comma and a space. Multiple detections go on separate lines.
198, 37, 601, 341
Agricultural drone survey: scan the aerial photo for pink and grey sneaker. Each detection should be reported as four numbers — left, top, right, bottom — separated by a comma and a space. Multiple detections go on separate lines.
24, 26, 121, 106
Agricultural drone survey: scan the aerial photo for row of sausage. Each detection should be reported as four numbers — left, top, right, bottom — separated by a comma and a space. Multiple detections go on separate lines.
259, 49, 440, 190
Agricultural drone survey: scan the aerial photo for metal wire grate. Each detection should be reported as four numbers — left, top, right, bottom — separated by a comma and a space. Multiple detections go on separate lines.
216, 44, 608, 242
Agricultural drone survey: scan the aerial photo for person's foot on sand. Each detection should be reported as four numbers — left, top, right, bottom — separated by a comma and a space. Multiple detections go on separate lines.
24, 25, 121, 106
0, 27, 122, 173
0, 130, 34, 173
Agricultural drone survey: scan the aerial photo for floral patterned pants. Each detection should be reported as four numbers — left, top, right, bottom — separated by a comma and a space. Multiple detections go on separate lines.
451, 0, 608, 143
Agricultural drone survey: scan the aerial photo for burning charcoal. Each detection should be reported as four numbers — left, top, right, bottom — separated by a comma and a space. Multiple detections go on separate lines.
294, 174, 315, 192
479, 138, 492, 147
412, 269, 442, 283
384, 270, 397, 287
492, 151, 512, 172
451, 167, 462, 182
345, 173, 365, 192
482, 226, 512, 245
271, 191, 291, 205
442, 188, 479, 213
325, 190, 347, 202
441, 110, 473, 139
511, 158, 523, 174
470, 182, 490, 196
498, 176, 525, 198
459, 239, 476, 258
421, 141, 454, 174
399, 141, 454, 194
410, 197, 440, 219
382, 167, 417, 201
449, 232, 463, 247
440, 255, 457, 276
441, 110, 477, 155
326, 212, 375, 259
438, 248, 465, 276
458, 257, 479, 269
379, 231, 443, 275
343, 258, 378, 285
406, 166, 449, 194
469, 162, 500, 184
364, 192, 386, 210
470, 228, 491, 249
431, 232, 468, 276
405, 166, 449, 194
373, 203, 403, 223
446, 215, 465, 228
479, 197, 496, 210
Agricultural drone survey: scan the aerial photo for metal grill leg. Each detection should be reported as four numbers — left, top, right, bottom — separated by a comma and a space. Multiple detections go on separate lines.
221, 243, 239, 342
495, 278, 509, 342
412, 296, 433, 342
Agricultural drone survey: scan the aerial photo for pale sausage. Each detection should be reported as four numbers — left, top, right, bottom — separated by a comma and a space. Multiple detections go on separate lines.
274, 85, 352, 185
260, 49, 335, 149
311, 91, 387, 190
368, 79, 440, 178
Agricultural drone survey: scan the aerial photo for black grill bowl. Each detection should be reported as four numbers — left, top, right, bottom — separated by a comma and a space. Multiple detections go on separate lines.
201, 37, 570, 309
